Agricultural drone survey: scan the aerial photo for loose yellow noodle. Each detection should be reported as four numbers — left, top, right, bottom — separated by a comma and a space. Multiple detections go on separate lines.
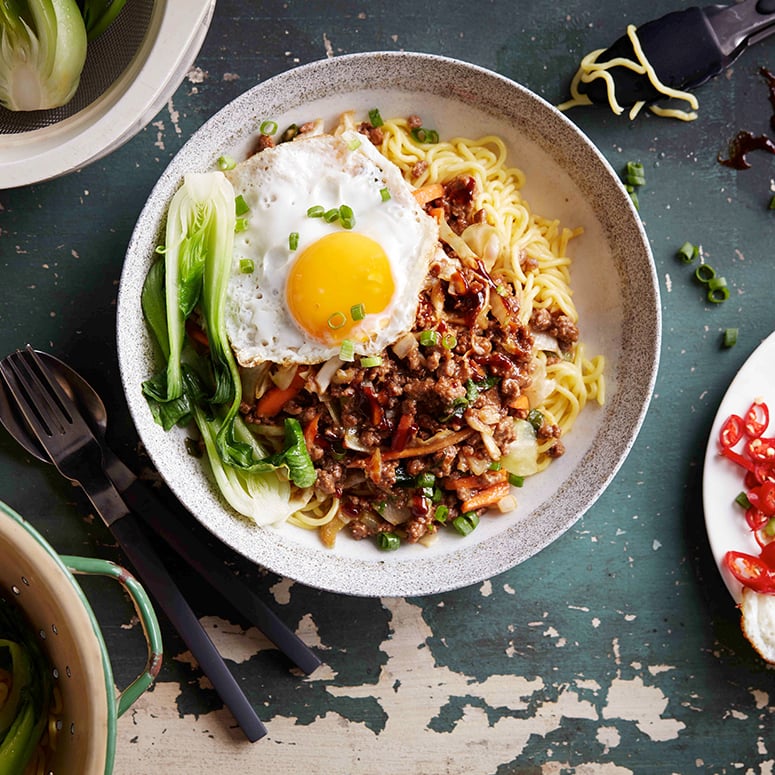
558, 24, 699, 121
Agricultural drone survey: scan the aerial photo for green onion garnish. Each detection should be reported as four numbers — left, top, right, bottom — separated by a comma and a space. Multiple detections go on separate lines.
677, 241, 699, 263
339, 204, 355, 229
380, 187, 391, 202
368, 108, 384, 127
508, 473, 524, 487
339, 339, 355, 362
489, 461, 502, 471
324, 207, 340, 223
260, 119, 278, 135
527, 408, 544, 432
694, 264, 716, 283
452, 512, 479, 536
235, 218, 249, 233
416, 472, 436, 488
350, 303, 365, 321
769, 195, 775, 210
307, 205, 325, 218
377, 532, 400, 551
327, 311, 347, 330
723, 327, 738, 348
217, 155, 236, 171
360, 355, 382, 368
239, 258, 254, 273
419, 330, 440, 347
765, 517, 775, 538
235, 194, 250, 216
289, 231, 299, 250
411, 127, 439, 144
735, 491, 752, 509
442, 333, 457, 350
434, 505, 449, 523
629, 190, 640, 210
346, 136, 361, 151
625, 161, 646, 187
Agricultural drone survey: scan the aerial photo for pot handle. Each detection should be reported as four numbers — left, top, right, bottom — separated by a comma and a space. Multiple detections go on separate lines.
60, 555, 163, 717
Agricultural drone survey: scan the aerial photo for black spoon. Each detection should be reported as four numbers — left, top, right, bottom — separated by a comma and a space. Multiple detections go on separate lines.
578, 0, 775, 107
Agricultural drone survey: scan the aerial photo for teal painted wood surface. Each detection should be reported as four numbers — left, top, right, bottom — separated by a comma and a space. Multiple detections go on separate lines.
1, 1, 773, 772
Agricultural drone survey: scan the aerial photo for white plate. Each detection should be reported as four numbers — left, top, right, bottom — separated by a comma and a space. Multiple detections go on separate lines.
117, 52, 660, 597
703, 331, 775, 603
0, 0, 215, 188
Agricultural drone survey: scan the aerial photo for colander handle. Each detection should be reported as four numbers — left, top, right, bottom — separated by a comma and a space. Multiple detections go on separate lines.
61, 556, 164, 717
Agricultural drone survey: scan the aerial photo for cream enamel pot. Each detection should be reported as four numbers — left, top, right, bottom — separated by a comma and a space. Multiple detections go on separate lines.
0, 500, 162, 774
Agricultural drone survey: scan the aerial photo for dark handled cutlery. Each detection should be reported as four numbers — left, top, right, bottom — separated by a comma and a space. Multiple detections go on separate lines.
0, 347, 268, 742
579, 0, 775, 107
0, 348, 321, 676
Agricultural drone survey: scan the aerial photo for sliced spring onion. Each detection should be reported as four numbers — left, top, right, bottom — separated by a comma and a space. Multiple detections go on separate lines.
629, 190, 640, 210
234, 218, 249, 233
217, 155, 236, 171
234, 195, 250, 216
694, 263, 716, 283
624, 161, 646, 187
360, 355, 382, 368
416, 472, 435, 488
723, 327, 738, 348
380, 187, 391, 202
339, 339, 355, 362
434, 505, 449, 522
452, 512, 479, 536
339, 204, 355, 229
323, 208, 340, 223
368, 108, 384, 127
707, 277, 729, 303
411, 127, 439, 144
239, 258, 254, 274
289, 231, 299, 250
769, 195, 775, 210
307, 205, 325, 218
489, 461, 502, 471
259, 119, 278, 135
419, 330, 440, 347
346, 136, 361, 151
377, 532, 400, 551
327, 311, 347, 330
442, 333, 457, 350
527, 408, 544, 432
677, 241, 699, 263
735, 490, 752, 509
508, 472, 525, 487
350, 303, 365, 321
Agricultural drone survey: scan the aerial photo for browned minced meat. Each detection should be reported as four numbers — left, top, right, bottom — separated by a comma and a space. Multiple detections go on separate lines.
530, 307, 579, 351
241, 173, 571, 545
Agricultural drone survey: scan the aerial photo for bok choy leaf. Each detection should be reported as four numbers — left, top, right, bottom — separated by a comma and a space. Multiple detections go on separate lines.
141, 170, 316, 522
0, 0, 88, 111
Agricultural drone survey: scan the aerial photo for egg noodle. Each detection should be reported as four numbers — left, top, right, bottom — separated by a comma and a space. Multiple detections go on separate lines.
286, 113, 605, 537
558, 24, 699, 121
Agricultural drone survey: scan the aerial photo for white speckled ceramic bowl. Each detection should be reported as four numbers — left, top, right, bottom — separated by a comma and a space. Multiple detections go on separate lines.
116, 52, 660, 597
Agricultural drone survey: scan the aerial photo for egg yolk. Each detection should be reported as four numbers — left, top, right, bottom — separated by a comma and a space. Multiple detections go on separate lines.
287, 231, 395, 344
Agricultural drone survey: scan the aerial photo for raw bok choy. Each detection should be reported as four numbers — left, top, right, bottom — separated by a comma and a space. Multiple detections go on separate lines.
0, 0, 87, 111
0, 0, 127, 111
141, 171, 316, 526
0, 595, 52, 775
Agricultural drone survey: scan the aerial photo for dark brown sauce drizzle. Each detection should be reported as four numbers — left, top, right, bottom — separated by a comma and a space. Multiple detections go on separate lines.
718, 67, 775, 170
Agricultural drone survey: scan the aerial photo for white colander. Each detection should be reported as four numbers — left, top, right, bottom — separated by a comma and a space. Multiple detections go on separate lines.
0, 0, 215, 188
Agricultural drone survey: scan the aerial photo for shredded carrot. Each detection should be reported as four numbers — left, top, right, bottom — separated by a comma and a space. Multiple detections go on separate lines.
255, 371, 305, 417
509, 394, 530, 411
444, 469, 508, 491
382, 429, 473, 460
462, 481, 511, 512
413, 182, 445, 207
185, 319, 209, 348
303, 412, 321, 449
429, 206, 445, 223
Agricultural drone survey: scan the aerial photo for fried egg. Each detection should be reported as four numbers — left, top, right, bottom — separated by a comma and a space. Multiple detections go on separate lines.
224, 128, 439, 366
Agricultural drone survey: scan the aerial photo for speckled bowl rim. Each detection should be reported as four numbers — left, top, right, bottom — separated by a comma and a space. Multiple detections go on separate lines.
117, 51, 661, 597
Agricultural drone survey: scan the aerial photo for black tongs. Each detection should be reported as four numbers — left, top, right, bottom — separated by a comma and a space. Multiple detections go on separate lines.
579, 0, 775, 106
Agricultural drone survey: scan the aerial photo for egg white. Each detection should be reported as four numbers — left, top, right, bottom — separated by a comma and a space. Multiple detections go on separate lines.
224, 129, 439, 366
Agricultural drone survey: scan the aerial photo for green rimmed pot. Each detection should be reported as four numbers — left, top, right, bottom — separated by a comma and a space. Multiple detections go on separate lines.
0, 500, 162, 774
